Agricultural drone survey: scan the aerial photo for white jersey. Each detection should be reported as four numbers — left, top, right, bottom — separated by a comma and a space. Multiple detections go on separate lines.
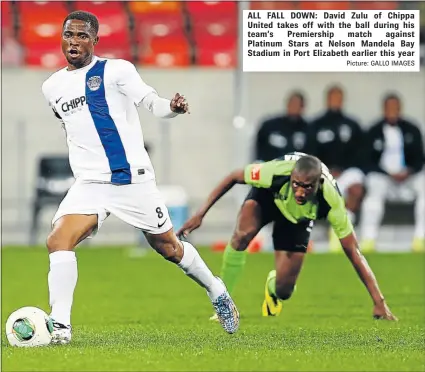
42, 56, 177, 184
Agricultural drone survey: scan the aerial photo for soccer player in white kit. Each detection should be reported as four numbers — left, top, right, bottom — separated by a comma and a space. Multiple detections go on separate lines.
41, 11, 239, 344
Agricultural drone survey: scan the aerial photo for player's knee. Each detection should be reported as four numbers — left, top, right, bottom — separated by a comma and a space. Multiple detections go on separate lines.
231, 230, 256, 251
347, 184, 364, 201
365, 174, 388, 196
345, 184, 365, 213
275, 285, 294, 301
46, 230, 72, 253
155, 241, 181, 264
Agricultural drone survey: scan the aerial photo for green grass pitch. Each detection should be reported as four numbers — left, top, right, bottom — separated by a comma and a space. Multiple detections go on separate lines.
1, 246, 424, 371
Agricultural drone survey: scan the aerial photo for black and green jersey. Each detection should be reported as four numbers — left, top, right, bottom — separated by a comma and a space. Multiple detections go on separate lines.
244, 152, 353, 239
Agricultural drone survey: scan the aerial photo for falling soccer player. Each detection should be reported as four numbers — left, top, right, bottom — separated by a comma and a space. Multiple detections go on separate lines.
178, 152, 397, 321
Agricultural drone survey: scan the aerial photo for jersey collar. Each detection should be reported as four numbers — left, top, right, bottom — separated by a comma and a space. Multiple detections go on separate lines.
66, 56, 99, 74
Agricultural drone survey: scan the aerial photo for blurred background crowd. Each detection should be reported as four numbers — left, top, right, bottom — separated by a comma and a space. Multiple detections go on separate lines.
1, 1, 424, 253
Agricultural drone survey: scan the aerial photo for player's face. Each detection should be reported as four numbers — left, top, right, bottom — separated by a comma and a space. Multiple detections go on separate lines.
384, 98, 400, 124
291, 171, 320, 205
327, 90, 343, 111
62, 19, 98, 70
287, 96, 303, 117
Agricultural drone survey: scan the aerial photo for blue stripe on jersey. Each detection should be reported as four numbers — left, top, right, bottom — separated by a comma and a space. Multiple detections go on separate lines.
85, 60, 131, 185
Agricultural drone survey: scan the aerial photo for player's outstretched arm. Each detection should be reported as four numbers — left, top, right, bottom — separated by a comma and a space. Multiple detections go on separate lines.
325, 179, 397, 321
340, 233, 398, 321
114, 60, 189, 118
141, 92, 188, 118
177, 170, 246, 237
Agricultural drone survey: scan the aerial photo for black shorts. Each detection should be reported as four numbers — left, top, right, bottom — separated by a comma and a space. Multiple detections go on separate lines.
245, 187, 313, 253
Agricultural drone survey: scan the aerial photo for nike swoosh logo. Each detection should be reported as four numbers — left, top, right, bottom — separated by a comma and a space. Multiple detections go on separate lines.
158, 219, 168, 228
56, 97, 62, 104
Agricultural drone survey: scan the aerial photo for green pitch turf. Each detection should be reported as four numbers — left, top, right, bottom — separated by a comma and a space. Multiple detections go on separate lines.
1, 247, 424, 371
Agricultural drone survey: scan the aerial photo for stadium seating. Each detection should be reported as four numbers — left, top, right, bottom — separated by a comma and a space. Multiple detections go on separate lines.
72, 1, 124, 12
1, 1, 24, 66
299, 2, 350, 10
132, 7, 190, 66
139, 37, 191, 67
196, 36, 237, 68
17, 0, 69, 15
190, 11, 236, 39
129, 1, 182, 14
24, 43, 66, 68
250, 2, 297, 10
187, 1, 237, 67
1, 1, 14, 45
17, 1, 69, 47
2, 0, 422, 68
1, 1, 13, 32
134, 12, 186, 41
186, 1, 238, 16
16, 1, 68, 67
351, 2, 399, 10
70, 2, 131, 54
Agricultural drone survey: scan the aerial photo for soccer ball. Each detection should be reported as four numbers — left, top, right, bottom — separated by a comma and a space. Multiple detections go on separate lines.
5, 307, 53, 347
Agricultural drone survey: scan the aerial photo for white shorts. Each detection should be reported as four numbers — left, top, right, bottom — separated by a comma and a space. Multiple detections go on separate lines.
52, 179, 173, 237
365, 170, 424, 201
336, 167, 365, 196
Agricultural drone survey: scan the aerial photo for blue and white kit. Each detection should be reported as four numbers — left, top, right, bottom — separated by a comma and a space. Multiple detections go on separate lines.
42, 56, 176, 234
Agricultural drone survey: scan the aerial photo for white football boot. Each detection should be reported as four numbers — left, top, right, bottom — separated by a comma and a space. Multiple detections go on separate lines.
50, 320, 72, 345
210, 278, 240, 334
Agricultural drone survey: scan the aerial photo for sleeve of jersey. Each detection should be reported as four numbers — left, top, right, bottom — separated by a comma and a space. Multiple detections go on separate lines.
115, 60, 178, 119
41, 80, 51, 105
323, 179, 354, 239
243, 162, 275, 188
141, 93, 178, 119
42, 79, 64, 124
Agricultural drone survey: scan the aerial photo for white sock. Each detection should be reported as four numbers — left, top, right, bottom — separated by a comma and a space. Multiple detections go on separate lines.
178, 241, 225, 301
48, 251, 78, 326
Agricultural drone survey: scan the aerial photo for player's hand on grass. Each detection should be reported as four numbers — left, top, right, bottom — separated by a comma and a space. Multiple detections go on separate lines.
170, 93, 190, 114
177, 214, 203, 238
373, 301, 398, 321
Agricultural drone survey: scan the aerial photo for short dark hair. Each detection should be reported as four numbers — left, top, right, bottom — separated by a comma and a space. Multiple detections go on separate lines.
294, 155, 322, 177
63, 11, 99, 35
326, 84, 344, 97
383, 93, 401, 106
287, 91, 305, 107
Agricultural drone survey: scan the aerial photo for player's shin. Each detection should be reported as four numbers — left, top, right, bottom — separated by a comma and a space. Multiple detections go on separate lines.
267, 273, 277, 298
48, 251, 78, 326
178, 241, 225, 301
262, 270, 282, 316
220, 244, 247, 294
359, 197, 384, 242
